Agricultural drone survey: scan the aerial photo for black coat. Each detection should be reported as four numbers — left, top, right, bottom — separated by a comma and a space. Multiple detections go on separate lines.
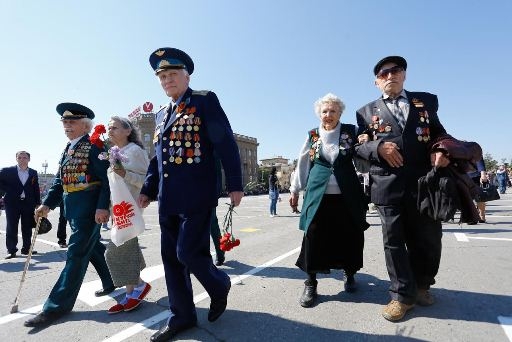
355, 91, 447, 205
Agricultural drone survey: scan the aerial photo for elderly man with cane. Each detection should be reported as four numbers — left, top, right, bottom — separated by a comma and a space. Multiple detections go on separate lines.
24, 103, 114, 327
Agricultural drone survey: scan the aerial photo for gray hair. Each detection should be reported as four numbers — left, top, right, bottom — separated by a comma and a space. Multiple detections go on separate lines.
110, 116, 144, 149
314, 93, 346, 117
83, 118, 93, 133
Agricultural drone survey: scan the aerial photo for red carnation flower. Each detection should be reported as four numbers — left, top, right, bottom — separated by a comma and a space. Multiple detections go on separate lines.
218, 204, 240, 253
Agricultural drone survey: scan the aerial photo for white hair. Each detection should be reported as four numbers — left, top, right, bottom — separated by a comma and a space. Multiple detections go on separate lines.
314, 93, 345, 117
82, 118, 93, 133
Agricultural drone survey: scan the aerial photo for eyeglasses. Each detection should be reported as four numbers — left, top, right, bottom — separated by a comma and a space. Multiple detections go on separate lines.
376, 66, 404, 79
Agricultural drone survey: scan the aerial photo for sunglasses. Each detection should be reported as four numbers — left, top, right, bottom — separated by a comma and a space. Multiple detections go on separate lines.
376, 66, 404, 79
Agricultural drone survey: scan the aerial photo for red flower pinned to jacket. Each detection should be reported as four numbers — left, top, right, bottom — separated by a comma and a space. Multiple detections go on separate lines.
219, 204, 240, 252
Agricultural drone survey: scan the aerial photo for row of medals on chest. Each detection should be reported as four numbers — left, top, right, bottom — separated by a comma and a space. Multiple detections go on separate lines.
63, 145, 91, 172
167, 114, 201, 148
370, 111, 430, 142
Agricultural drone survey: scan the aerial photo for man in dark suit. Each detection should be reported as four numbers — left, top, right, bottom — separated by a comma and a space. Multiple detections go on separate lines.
138, 47, 244, 342
24, 103, 114, 327
0, 151, 41, 259
355, 56, 450, 322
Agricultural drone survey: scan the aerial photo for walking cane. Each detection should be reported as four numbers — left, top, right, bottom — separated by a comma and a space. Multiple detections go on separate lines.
10, 217, 42, 313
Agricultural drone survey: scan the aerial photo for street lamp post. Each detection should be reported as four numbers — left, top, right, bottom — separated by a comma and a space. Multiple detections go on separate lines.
42, 160, 48, 194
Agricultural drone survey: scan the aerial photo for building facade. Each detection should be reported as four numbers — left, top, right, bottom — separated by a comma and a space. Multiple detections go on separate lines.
259, 156, 293, 190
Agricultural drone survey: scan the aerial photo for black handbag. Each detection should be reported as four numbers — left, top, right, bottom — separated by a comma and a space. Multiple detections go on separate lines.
475, 183, 500, 202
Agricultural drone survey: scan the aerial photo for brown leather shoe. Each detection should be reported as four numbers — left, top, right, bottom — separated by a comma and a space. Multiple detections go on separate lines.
382, 300, 414, 322
416, 289, 435, 306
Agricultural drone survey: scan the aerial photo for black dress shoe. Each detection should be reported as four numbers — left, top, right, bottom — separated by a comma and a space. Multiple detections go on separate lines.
24, 311, 64, 327
5, 253, 16, 259
344, 273, 357, 293
150, 321, 196, 342
208, 281, 231, 322
58, 241, 68, 248
478, 219, 486, 223
215, 254, 225, 266
299, 280, 318, 308
94, 287, 115, 297
21, 250, 37, 255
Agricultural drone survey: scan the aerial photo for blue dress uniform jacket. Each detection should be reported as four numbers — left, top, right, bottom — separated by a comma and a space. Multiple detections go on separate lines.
40, 134, 113, 314
0, 166, 40, 253
354, 91, 446, 205
141, 88, 243, 213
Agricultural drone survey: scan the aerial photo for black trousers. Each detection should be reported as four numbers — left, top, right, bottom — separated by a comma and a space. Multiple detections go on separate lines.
377, 193, 442, 305
5, 200, 35, 253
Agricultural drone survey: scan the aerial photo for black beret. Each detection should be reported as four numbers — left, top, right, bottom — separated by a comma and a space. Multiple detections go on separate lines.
373, 56, 407, 75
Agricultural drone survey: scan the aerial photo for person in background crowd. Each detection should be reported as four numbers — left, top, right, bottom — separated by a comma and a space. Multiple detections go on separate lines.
57, 200, 68, 248
468, 158, 488, 224
290, 93, 368, 308
289, 168, 301, 214
210, 210, 225, 266
104, 116, 152, 314
355, 56, 450, 322
0, 151, 41, 259
210, 155, 226, 266
138, 47, 243, 342
25, 103, 114, 327
496, 165, 509, 194
268, 167, 280, 217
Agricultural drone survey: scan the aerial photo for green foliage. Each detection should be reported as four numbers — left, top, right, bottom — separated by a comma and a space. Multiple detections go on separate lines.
483, 152, 498, 170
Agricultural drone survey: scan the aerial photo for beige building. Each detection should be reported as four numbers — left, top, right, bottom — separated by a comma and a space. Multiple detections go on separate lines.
259, 156, 294, 190
128, 102, 259, 188
235, 134, 259, 184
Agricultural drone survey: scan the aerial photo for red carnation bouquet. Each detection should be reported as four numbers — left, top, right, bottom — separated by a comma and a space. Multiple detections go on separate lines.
89, 124, 127, 169
219, 203, 240, 252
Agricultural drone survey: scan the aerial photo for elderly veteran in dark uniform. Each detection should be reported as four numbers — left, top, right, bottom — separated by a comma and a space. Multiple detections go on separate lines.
24, 103, 114, 327
138, 47, 244, 342
354, 56, 450, 322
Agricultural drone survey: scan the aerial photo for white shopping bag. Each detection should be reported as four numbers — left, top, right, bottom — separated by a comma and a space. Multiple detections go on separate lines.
108, 172, 145, 246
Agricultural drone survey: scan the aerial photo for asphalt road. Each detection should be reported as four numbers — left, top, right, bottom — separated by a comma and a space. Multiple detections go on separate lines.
1, 192, 511, 342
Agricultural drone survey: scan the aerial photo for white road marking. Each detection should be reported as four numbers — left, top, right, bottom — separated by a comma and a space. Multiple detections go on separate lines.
0, 305, 43, 324
454, 232, 512, 242
454, 233, 469, 242
102, 247, 301, 342
0, 230, 61, 248
469, 236, 512, 242
498, 316, 512, 342
480, 215, 512, 218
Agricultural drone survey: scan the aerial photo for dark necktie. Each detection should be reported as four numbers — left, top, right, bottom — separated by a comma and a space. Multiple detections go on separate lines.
163, 103, 177, 128
391, 97, 406, 130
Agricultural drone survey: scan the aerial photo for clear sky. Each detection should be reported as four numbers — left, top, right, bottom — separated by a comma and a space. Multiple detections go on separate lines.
1, 0, 511, 174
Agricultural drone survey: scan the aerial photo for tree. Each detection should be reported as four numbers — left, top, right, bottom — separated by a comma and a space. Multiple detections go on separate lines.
483, 152, 498, 171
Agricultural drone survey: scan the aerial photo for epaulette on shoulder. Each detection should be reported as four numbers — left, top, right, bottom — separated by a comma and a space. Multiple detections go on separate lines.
192, 90, 210, 96
155, 105, 169, 115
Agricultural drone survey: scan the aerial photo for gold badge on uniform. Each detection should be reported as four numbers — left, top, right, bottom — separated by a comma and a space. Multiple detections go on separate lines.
411, 98, 424, 108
